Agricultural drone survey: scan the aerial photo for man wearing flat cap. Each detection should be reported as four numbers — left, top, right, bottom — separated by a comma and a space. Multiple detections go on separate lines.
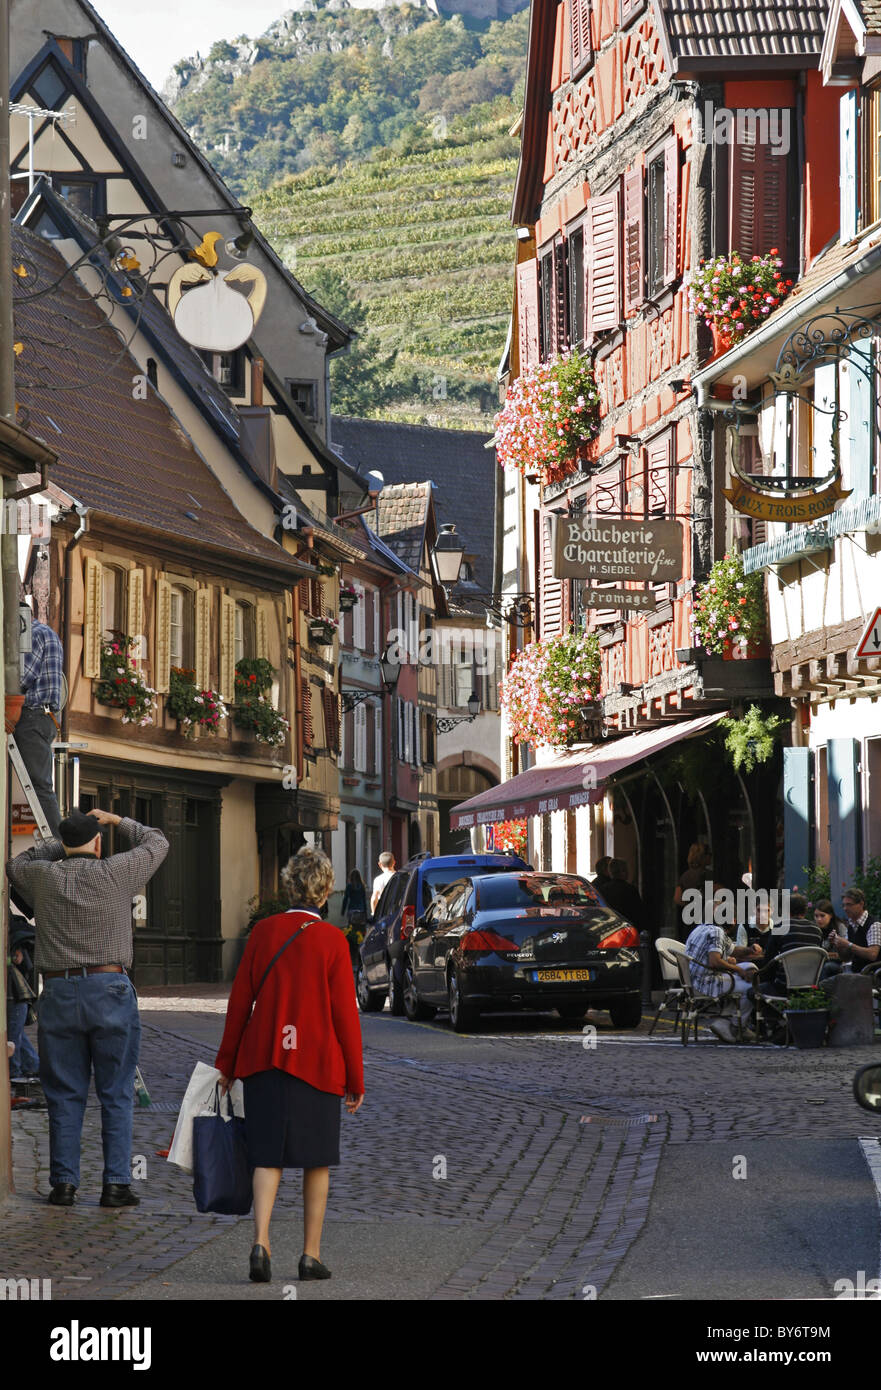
6, 807, 168, 1208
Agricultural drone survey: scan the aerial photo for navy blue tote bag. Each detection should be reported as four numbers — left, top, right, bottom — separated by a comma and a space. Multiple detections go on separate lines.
192, 1084, 252, 1215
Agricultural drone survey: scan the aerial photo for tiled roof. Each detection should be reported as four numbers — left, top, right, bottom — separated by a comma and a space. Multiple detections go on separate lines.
853, 0, 881, 33
661, 0, 830, 62
374, 482, 433, 575
12, 225, 301, 573
331, 416, 497, 591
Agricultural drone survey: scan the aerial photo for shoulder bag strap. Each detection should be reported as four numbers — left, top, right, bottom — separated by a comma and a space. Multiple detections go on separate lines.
252, 917, 315, 1001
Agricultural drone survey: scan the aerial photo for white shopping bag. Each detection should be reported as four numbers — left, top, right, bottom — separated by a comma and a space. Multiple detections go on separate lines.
167, 1062, 244, 1174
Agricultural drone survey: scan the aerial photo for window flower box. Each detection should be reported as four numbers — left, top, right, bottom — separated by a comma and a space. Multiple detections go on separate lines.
495, 348, 600, 488
689, 250, 793, 347
233, 657, 289, 747
309, 617, 338, 645
500, 629, 601, 749
166, 667, 227, 739
690, 553, 766, 658
94, 634, 156, 727
339, 586, 358, 613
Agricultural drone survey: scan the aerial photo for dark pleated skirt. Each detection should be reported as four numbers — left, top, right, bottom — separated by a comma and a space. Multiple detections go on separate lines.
243, 1069, 341, 1169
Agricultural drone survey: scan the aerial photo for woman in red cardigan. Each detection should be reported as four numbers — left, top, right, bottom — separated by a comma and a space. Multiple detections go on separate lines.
216, 845, 364, 1284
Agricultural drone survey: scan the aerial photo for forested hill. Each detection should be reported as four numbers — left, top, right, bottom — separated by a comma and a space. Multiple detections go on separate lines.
164, 5, 529, 429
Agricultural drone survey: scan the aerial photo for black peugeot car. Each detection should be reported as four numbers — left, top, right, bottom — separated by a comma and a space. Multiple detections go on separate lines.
356, 852, 530, 1015
401, 870, 642, 1032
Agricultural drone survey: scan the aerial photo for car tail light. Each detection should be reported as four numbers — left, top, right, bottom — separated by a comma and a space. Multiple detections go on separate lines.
598, 925, 639, 949
461, 930, 519, 954
401, 907, 415, 940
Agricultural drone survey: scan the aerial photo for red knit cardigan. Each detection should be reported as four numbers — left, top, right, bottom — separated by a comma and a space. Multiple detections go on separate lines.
215, 911, 364, 1096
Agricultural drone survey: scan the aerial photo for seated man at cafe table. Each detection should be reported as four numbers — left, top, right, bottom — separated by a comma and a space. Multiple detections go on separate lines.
684, 892, 762, 1043
753, 894, 823, 995
821, 888, 881, 980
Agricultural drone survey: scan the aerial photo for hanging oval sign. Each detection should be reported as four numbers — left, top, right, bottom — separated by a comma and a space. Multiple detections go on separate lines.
167, 260, 267, 352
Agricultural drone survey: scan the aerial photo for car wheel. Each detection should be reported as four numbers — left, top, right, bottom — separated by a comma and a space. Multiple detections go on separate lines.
403, 958, 436, 1022
448, 967, 479, 1034
609, 997, 642, 1029
356, 963, 384, 1014
387, 960, 405, 1016
556, 1003, 588, 1022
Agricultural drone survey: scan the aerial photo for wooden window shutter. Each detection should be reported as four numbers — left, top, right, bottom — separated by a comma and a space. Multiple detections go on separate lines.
322, 685, 340, 753
126, 568, 144, 669
298, 576, 310, 609
586, 191, 621, 333
729, 119, 789, 260
841, 90, 859, 243
374, 705, 382, 769
301, 677, 314, 748
343, 707, 355, 767
621, 0, 641, 21
364, 588, 375, 653
554, 241, 568, 350
570, 0, 591, 77
194, 588, 211, 690
663, 137, 679, 286
540, 513, 564, 638
366, 699, 376, 772
219, 594, 236, 702
310, 575, 323, 617
623, 167, 645, 315
154, 576, 172, 694
83, 557, 102, 679
415, 707, 422, 767
516, 259, 541, 371
256, 601, 270, 661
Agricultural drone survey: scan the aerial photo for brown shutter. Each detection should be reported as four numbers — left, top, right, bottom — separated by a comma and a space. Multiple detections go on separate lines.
298, 577, 310, 611
343, 604, 354, 648
310, 576, 323, 617
301, 677, 314, 747
623, 167, 645, 315
570, 0, 592, 77
344, 706, 355, 768
586, 191, 621, 333
729, 121, 788, 259
322, 685, 339, 753
540, 513, 564, 638
663, 136, 679, 286
516, 259, 540, 371
364, 588, 375, 653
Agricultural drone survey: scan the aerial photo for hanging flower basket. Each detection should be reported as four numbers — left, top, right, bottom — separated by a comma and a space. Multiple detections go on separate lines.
494, 348, 601, 487
94, 634, 156, 727
690, 553, 766, 658
500, 629, 601, 749
688, 250, 793, 347
339, 586, 358, 613
309, 617, 338, 645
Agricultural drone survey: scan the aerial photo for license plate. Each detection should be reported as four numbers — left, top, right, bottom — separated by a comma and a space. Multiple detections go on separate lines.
533, 968, 594, 983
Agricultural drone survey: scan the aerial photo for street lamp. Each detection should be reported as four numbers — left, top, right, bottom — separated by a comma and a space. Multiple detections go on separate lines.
341, 644, 401, 712
430, 524, 533, 628
431, 523, 466, 587
435, 690, 480, 733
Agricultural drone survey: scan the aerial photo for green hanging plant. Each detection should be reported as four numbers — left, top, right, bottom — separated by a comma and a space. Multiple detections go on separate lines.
719, 705, 787, 774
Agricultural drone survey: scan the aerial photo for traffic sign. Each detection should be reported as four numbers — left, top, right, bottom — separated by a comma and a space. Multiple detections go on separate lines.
855, 608, 881, 657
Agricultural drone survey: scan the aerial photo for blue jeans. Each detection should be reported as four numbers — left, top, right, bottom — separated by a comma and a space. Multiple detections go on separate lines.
37, 973, 140, 1187
7, 1000, 39, 1077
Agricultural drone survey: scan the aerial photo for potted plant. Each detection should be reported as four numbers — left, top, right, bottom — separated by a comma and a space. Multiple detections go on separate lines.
688, 250, 793, 352
309, 615, 338, 645
500, 628, 601, 749
233, 657, 289, 747
691, 552, 767, 658
719, 705, 787, 774
339, 583, 358, 613
94, 634, 156, 727
784, 987, 834, 1049
494, 348, 601, 487
166, 666, 227, 739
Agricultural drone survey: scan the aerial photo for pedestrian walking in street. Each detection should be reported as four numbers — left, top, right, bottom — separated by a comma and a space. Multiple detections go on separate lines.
370, 850, 395, 914
5, 807, 168, 1207
215, 844, 364, 1285
13, 619, 64, 836
341, 868, 369, 971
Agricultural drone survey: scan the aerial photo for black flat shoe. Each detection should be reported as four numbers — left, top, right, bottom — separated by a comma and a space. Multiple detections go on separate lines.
249, 1245, 271, 1283
298, 1253, 331, 1280
47, 1183, 76, 1207
100, 1184, 140, 1208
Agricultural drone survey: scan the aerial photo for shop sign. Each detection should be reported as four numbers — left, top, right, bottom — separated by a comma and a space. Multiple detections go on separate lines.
581, 588, 657, 612
722, 472, 851, 524
553, 516, 683, 583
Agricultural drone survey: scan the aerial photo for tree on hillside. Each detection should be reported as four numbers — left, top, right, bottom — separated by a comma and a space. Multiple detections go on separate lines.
306, 265, 399, 418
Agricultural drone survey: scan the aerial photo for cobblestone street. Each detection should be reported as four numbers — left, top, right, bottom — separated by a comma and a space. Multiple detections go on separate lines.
3, 990, 879, 1304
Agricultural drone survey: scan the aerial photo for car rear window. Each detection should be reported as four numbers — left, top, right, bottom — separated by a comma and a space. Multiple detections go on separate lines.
420, 863, 517, 911
476, 874, 602, 913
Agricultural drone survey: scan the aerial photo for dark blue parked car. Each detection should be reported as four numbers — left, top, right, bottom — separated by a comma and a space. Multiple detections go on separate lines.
356, 852, 531, 1015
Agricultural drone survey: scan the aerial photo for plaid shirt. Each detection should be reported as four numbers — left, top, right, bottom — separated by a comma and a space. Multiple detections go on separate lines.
21, 621, 64, 710
6, 818, 169, 973
684, 922, 735, 997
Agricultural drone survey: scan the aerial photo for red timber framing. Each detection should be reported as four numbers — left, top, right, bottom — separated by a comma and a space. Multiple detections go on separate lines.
507, 0, 825, 732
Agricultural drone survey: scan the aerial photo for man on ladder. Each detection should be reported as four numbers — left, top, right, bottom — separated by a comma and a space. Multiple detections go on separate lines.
14, 618, 63, 836
6, 807, 169, 1208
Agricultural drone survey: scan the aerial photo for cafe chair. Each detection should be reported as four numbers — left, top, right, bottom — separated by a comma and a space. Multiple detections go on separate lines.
672, 951, 737, 1046
650, 939, 688, 1036
753, 946, 828, 1044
